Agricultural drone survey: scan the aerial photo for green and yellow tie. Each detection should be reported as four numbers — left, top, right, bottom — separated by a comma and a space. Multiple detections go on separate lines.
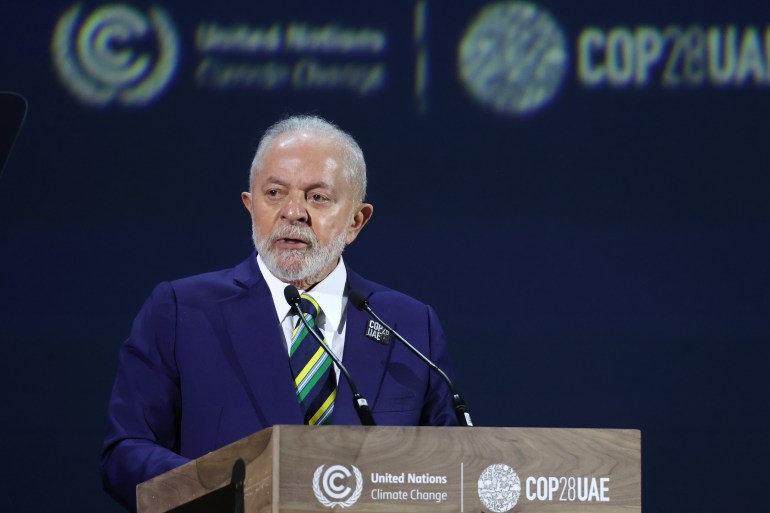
289, 293, 336, 425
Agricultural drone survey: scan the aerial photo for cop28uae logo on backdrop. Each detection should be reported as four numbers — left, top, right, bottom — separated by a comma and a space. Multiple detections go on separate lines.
313, 464, 363, 508
51, 3, 180, 107
458, 1, 568, 116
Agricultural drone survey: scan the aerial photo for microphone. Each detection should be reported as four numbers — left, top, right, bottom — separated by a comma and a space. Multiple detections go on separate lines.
0, 91, 28, 179
284, 285, 376, 426
349, 290, 473, 427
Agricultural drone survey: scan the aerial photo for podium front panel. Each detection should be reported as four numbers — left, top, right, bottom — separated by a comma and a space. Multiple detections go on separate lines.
138, 425, 641, 513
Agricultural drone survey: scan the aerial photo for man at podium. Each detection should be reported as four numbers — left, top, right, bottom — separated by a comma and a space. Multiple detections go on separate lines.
100, 115, 460, 511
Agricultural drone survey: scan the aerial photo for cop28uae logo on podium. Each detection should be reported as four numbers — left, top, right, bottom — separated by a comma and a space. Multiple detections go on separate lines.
478, 463, 522, 513
313, 464, 364, 508
51, 3, 180, 107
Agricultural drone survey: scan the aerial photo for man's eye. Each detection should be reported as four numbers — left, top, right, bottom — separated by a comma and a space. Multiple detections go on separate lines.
267, 189, 278, 197
311, 194, 327, 202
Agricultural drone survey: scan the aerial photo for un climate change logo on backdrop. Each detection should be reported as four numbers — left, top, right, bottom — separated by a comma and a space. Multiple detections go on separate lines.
458, 1, 568, 116
313, 464, 363, 508
52, 3, 179, 107
478, 463, 522, 513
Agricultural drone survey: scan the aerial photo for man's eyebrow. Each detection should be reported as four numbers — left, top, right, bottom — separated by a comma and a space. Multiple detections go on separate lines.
306, 181, 333, 191
260, 177, 334, 191
262, 176, 289, 187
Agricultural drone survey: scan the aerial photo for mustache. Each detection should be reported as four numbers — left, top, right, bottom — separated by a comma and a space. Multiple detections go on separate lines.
268, 224, 318, 247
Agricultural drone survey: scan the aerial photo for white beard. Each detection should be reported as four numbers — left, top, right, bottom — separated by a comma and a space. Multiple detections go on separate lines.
252, 223, 347, 283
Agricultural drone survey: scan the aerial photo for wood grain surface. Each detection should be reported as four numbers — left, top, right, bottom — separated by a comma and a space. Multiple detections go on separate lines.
138, 426, 641, 513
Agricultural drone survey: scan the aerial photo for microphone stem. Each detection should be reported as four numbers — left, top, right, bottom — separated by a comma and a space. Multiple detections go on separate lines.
363, 305, 473, 427
294, 306, 377, 426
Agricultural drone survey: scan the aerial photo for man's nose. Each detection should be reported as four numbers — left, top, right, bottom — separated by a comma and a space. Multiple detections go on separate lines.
280, 194, 309, 223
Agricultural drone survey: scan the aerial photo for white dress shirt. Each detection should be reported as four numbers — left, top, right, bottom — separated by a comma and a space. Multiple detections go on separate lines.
256, 254, 348, 381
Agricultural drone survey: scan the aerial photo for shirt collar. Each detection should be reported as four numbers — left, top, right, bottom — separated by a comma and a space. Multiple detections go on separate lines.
257, 254, 348, 331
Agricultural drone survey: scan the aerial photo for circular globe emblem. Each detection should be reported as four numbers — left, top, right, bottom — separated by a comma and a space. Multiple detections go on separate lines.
312, 464, 363, 508
458, 1, 568, 115
478, 463, 522, 513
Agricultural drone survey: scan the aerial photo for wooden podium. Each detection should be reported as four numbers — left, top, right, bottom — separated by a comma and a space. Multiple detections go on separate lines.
138, 426, 640, 513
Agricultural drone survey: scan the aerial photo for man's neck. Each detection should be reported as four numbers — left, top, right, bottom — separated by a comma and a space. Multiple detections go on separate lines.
285, 258, 340, 292
255, 254, 348, 330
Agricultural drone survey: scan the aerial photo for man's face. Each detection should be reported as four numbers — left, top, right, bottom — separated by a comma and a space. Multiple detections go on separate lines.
241, 131, 372, 286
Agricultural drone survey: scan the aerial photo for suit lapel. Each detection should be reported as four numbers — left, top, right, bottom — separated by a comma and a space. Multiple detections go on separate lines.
216, 258, 392, 427
218, 260, 303, 426
333, 273, 395, 425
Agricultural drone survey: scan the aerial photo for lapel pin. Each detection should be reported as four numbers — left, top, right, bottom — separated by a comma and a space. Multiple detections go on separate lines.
364, 319, 391, 345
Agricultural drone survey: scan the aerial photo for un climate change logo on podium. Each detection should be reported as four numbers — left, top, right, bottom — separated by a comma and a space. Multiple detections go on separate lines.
313, 464, 363, 508
478, 463, 522, 513
52, 3, 179, 107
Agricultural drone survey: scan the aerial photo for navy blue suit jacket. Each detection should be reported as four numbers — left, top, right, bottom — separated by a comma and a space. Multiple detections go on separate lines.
100, 254, 458, 511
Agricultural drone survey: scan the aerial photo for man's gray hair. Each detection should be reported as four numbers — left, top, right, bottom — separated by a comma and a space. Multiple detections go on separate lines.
249, 115, 367, 203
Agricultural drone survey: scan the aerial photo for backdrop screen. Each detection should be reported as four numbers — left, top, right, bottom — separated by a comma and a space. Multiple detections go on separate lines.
1, 1, 768, 511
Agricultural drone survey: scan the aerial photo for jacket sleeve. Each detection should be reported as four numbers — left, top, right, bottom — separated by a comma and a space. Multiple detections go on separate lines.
100, 282, 191, 512
419, 305, 461, 426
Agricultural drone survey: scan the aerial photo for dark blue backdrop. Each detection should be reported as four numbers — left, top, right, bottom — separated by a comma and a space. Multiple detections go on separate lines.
1, 1, 768, 511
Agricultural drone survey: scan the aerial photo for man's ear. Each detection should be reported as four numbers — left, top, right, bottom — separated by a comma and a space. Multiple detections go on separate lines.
345, 203, 374, 244
241, 192, 253, 214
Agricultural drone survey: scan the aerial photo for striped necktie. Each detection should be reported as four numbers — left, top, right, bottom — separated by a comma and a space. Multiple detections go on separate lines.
289, 293, 337, 425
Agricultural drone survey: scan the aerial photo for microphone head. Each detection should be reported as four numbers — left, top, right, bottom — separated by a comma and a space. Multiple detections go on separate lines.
348, 290, 369, 311
283, 285, 301, 306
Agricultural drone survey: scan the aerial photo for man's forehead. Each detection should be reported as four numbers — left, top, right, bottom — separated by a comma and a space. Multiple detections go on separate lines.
256, 157, 343, 182
260, 173, 334, 190
255, 132, 346, 179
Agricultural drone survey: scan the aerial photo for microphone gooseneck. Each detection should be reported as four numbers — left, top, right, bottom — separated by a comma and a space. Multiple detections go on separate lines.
349, 290, 473, 427
284, 285, 376, 426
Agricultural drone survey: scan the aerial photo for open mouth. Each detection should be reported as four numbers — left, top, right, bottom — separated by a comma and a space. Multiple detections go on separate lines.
275, 237, 310, 249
